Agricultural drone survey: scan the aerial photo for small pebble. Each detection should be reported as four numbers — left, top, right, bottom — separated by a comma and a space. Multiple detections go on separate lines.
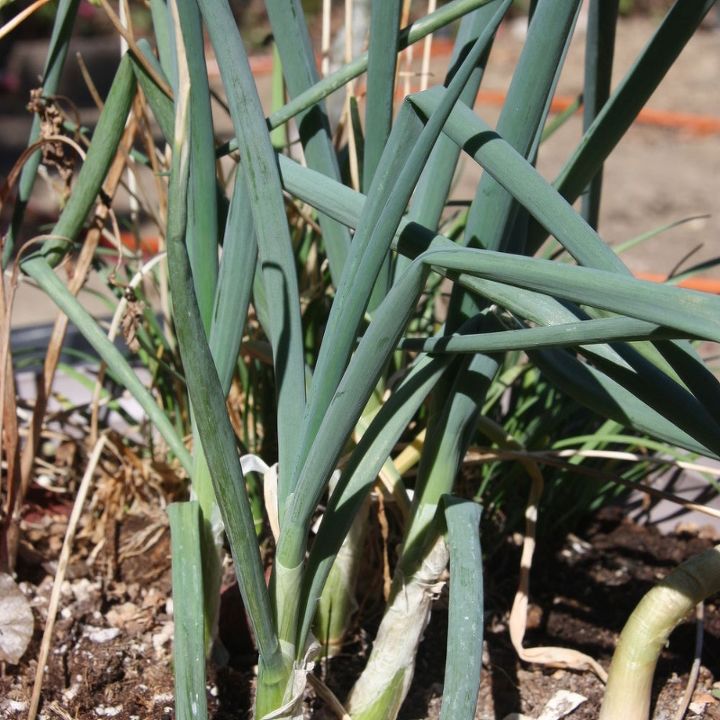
95, 705, 122, 717
1, 699, 28, 713
85, 626, 121, 643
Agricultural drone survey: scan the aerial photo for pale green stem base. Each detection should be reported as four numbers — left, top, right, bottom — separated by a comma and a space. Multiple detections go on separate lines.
600, 544, 720, 720
191, 443, 223, 651
345, 536, 449, 720
315, 494, 370, 655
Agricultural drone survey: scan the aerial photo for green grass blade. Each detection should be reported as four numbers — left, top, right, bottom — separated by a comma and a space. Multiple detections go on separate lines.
4, 0, 79, 266
440, 496, 484, 720
132, 41, 175, 138
421, 248, 720, 341
209, 169, 258, 395
552, 433, 711, 464
265, 0, 351, 283
292, 0, 510, 494
164, 36, 280, 669
365, 0, 403, 310
217, 0, 497, 157
22, 257, 192, 472
196, 0, 306, 507
176, 0, 219, 331
619, 215, 713, 257
464, 0, 581, 253
401, 317, 683, 353
413, 89, 627, 273
168, 501, 209, 720
534, 348, 715, 457
580, 0, 619, 229
667, 256, 720, 285
364, 0, 402, 190
540, 94, 582, 143
149, 0, 178, 92
401, 353, 496, 573
540, 0, 716, 239
396, 4, 498, 277
299, 354, 452, 650
26, 53, 136, 268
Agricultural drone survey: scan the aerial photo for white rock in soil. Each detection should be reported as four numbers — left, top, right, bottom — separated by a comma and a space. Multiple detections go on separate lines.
106, 601, 140, 628
537, 691, 587, 720
84, 626, 121, 643
0, 573, 34, 664
95, 705, 123, 716
1, 699, 28, 713
63, 683, 80, 702
71, 577, 100, 604
152, 621, 174, 656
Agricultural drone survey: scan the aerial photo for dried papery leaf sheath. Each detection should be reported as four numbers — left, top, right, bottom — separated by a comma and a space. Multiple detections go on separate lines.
346, 537, 449, 720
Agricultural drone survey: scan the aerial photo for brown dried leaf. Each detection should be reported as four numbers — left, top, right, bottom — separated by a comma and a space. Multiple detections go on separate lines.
27, 90, 76, 200
120, 290, 145, 354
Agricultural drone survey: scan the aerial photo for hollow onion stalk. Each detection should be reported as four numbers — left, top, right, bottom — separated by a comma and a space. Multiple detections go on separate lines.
600, 545, 720, 720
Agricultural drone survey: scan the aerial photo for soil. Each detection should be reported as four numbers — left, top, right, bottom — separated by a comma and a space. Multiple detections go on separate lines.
3, 499, 720, 720
401, 507, 720, 720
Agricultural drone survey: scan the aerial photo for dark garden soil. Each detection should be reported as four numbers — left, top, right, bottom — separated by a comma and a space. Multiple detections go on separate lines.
2, 499, 719, 720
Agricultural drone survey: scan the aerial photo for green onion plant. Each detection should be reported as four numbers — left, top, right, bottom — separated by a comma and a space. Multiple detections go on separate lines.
7, 0, 720, 718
